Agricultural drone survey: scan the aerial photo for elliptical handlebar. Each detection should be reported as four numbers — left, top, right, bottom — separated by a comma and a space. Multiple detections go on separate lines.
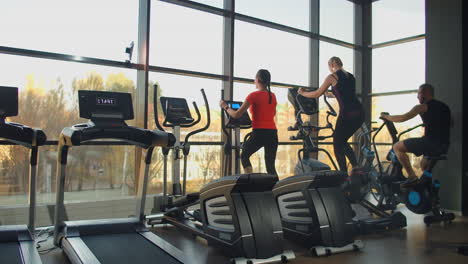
323, 94, 337, 117
184, 89, 211, 146
153, 84, 165, 132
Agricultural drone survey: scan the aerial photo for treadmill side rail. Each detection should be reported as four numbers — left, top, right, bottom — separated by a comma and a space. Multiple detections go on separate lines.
138, 231, 186, 263
63, 237, 101, 264
19, 240, 43, 264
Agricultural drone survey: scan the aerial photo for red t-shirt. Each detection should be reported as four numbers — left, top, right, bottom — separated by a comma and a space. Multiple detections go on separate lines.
245, 90, 277, 129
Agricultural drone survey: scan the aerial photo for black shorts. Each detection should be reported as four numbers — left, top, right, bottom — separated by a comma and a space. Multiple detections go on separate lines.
403, 137, 449, 157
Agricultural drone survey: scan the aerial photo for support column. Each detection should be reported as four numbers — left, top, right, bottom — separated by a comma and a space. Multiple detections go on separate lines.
354, 1, 372, 127
308, 0, 320, 160
426, 0, 463, 213
221, 0, 235, 176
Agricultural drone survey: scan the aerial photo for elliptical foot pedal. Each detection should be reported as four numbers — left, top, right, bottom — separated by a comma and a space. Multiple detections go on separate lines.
311, 240, 364, 257
232, 250, 295, 264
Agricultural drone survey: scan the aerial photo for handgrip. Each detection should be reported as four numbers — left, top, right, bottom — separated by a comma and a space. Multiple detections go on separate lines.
153, 84, 165, 132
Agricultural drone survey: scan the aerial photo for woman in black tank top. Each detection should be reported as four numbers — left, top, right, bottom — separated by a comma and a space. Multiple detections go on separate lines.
299, 57, 364, 172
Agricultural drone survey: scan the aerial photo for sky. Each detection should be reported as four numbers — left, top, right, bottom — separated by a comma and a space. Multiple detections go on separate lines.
0, 0, 426, 124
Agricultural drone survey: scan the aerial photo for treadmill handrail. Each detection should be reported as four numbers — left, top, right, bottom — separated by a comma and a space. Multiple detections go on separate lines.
0, 121, 47, 148
58, 123, 175, 149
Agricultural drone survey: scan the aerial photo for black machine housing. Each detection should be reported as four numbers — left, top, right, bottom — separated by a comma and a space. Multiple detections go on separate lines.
273, 171, 358, 252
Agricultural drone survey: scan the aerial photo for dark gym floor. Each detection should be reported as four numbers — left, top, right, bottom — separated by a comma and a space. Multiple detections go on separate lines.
40, 209, 468, 264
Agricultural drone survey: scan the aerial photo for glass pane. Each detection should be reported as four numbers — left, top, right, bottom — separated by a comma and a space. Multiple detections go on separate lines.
184, 145, 222, 193
319, 41, 354, 83
0, 0, 138, 61
372, 0, 425, 44
0, 54, 137, 139
372, 39, 425, 93
149, 73, 222, 142
233, 83, 296, 142
371, 94, 425, 144
150, 1, 223, 74
61, 146, 137, 222
0, 145, 139, 226
320, 0, 355, 43
235, 0, 310, 30
235, 21, 309, 86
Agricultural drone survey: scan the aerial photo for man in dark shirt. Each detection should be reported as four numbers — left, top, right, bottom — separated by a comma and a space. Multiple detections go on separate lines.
381, 84, 451, 186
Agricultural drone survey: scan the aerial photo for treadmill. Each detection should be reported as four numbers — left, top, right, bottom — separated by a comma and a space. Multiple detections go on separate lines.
53, 90, 185, 264
0, 86, 46, 264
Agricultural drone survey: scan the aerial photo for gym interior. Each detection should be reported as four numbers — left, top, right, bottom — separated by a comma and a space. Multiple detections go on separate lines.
0, 0, 467, 263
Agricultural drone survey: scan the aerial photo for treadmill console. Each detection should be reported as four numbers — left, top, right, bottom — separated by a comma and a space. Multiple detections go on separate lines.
78, 90, 134, 121
288, 88, 318, 116
0, 86, 19, 118
160, 97, 194, 126
223, 101, 252, 129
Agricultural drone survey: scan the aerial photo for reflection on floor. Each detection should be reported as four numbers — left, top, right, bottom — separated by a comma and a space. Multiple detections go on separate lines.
40, 210, 468, 264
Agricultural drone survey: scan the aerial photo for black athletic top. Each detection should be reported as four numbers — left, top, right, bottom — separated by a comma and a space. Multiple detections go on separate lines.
331, 70, 363, 118
420, 99, 451, 144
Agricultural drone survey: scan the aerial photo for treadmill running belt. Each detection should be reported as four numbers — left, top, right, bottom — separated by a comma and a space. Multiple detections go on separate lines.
81, 233, 182, 264
0, 242, 22, 263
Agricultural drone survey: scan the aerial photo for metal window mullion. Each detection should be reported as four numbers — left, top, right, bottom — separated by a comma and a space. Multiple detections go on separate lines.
355, 1, 372, 127
221, 0, 235, 176
370, 34, 426, 49
308, 0, 320, 160
134, 0, 151, 195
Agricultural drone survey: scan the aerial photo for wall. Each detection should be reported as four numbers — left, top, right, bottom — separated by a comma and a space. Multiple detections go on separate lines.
425, 0, 463, 212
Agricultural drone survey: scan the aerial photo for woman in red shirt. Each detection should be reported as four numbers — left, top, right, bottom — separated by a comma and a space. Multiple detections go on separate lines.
219, 69, 278, 176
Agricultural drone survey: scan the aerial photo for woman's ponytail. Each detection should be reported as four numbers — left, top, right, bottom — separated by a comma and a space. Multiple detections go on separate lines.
256, 69, 272, 104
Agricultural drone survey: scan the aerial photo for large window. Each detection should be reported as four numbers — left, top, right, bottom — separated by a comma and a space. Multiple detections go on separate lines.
150, 1, 223, 74
235, 21, 309, 86
320, 0, 355, 43
0, 54, 137, 139
1, 0, 364, 225
371, 0, 427, 177
235, 0, 310, 31
149, 73, 222, 142
372, 0, 425, 44
372, 40, 425, 93
0, 0, 138, 61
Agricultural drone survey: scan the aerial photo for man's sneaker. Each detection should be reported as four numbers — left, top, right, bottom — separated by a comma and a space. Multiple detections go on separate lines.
400, 177, 419, 188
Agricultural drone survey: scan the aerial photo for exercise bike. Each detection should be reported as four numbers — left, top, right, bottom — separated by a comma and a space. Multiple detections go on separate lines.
148, 86, 294, 264
369, 113, 455, 225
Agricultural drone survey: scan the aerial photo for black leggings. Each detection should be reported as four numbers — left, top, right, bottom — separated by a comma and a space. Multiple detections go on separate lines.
333, 112, 364, 171
241, 129, 278, 175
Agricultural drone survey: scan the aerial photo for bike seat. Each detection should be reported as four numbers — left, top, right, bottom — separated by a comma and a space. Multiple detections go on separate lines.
424, 154, 447, 161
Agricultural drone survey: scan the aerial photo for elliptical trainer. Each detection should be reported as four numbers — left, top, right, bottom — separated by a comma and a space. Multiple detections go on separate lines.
271, 88, 364, 256
220, 92, 252, 176
287, 88, 338, 173
149, 86, 295, 264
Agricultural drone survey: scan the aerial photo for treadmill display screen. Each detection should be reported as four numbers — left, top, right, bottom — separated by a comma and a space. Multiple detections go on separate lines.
78, 90, 134, 120
0, 86, 19, 117
96, 97, 117, 106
